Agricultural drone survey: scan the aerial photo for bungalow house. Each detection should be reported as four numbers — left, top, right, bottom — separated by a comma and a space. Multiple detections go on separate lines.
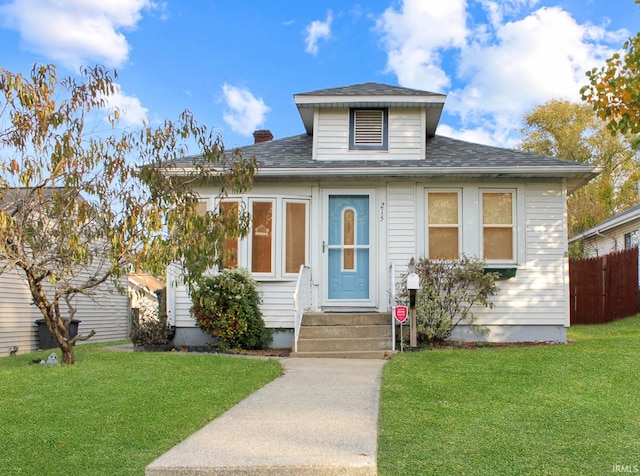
165, 82, 600, 356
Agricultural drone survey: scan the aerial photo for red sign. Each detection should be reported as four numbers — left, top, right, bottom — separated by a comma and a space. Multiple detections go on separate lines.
393, 306, 408, 323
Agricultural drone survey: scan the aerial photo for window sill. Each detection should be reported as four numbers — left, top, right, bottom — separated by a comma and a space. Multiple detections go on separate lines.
484, 267, 517, 280
253, 276, 299, 283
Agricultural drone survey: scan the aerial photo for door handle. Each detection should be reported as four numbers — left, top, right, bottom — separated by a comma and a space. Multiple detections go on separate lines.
322, 241, 326, 253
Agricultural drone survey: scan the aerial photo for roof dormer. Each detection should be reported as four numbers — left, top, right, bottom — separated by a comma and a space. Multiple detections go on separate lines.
293, 82, 446, 161
294, 82, 446, 137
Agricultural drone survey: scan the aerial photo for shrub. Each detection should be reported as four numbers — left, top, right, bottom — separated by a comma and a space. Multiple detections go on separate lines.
396, 255, 499, 345
190, 269, 272, 350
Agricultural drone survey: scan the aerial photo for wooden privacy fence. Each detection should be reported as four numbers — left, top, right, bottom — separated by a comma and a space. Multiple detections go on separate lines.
569, 247, 639, 325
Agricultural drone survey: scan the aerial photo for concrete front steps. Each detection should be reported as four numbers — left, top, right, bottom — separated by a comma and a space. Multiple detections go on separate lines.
291, 312, 395, 359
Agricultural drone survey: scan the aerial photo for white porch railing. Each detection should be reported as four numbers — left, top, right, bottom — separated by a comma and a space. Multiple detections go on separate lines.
293, 265, 312, 352
389, 263, 396, 351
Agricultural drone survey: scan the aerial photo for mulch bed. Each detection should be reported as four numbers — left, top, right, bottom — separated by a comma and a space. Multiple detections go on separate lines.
171, 346, 291, 357
419, 339, 572, 350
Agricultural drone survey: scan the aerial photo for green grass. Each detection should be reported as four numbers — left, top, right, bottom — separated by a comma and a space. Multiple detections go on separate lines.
0, 342, 281, 475
378, 316, 640, 475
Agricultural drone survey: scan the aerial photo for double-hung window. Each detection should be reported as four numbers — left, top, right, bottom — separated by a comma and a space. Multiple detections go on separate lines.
482, 190, 515, 261
349, 108, 388, 150
426, 191, 460, 260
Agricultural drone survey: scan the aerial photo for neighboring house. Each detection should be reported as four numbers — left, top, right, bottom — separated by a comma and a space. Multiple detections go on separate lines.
165, 82, 600, 350
569, 203, 640, 257
0, 268, 129, 356
0, 188, 129, 357
129, 272, 165, 322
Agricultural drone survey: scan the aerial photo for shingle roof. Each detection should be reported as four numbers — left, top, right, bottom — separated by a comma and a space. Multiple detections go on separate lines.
232, 133, 588, 170
172, 133, 599, 192
295, 82, 444, 97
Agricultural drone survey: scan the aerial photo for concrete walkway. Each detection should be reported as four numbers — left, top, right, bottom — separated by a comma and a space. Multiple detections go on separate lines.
145, 358, 385, 476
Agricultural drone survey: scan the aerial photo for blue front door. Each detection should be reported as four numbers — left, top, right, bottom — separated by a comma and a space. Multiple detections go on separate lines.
328, 195, 370, 300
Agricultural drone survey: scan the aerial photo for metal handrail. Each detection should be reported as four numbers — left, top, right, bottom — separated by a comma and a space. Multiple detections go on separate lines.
292, 265, 312, 352
389, 262, 396, 351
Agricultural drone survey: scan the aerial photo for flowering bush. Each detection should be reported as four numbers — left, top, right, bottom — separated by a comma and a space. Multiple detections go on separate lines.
190, 269, 272, 350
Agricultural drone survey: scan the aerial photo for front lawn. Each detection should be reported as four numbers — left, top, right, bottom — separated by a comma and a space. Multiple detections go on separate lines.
378, 316, 640, 475
0, 343, 281, 475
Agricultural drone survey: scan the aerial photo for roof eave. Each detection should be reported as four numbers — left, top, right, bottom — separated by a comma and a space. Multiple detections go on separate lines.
293, 94, 447, 106
295, 99, 446, 136
164, 165, 599, 188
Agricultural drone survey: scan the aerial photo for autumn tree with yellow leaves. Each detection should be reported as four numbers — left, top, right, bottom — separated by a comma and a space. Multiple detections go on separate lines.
0, 65, 256, 363
582, 0, 640, 149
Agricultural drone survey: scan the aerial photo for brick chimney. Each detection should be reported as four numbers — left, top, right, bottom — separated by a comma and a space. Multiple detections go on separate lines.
253, 130, 274, 144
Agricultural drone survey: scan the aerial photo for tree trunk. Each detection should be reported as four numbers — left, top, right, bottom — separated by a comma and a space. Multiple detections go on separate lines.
61, 343, 75, 364
52, 315, 76, 364
27, 278, 77, 364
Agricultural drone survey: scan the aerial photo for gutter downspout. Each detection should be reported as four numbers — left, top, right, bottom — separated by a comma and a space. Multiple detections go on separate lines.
593, 230, 618, 256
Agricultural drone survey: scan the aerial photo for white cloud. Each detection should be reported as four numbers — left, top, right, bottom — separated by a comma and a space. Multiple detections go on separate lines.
376, 0, 627, 147
437, 123, 508, 148
376, 0, 467, 91
477, 0, 540, 28
448, 7, 623, 140
221, 84, 270, 136
0, 0, 157, 69
103, 83, 149, 127
305, 10, 333, 56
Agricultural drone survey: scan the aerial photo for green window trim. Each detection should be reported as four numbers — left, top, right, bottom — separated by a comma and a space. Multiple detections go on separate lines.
483, 267, 517, 280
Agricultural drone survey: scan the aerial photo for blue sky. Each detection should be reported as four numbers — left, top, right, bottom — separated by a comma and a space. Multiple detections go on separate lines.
1, 0, 639, 150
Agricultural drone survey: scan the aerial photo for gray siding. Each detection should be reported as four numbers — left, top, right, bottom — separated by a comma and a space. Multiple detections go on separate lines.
0, 267, 128, 357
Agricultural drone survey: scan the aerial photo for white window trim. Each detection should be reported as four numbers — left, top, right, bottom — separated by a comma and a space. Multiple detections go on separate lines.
214, 197, 243, 270
282, 199, 310, 276
480, 188, 517, 264
248, 198, 277, 277
419, 185, 524, 266
425, 189, 462, 260
213, 196, 310, 280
